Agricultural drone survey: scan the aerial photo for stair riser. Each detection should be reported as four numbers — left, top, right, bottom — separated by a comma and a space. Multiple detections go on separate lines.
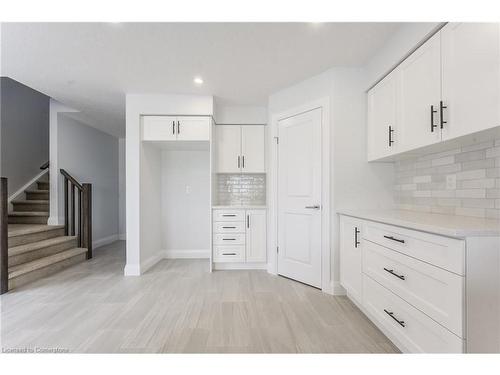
8, 216, 49, 225
9, 228, 65, 247
12, 203, 49, 212
26, 191, 49, 200
37, 182, 49, 190
8, 253, 86, 290
9, 239, 79, 267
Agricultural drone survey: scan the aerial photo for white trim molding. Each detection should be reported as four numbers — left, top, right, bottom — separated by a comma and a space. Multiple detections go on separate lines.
268, 97, 332, 294
124, 263, 141, 276
214, 262, 267, 270
8, 169, 48, 204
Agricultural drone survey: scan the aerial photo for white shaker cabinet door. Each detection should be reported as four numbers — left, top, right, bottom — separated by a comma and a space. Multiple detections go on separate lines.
241, 125, 266, 173
441, 22, 500, 140
142, 116, 177, 141
340, 216, 363, 304
215, 125, 242, 173
245, 210, 267, 262
176, 116, 210, 141
397, 32, 442, 152
367, 72, 398, 161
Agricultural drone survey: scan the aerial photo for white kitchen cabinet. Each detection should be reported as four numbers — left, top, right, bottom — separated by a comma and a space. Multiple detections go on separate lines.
142, 116, 177, 141
367, 73, 398, 161
142, 115, 210, 141
215, 125, 265, 173
339, 216, 363, 304
441, 22, 500, 141
241, 126, 266, 173
212, 208, 267, 266
245, 209, 267, 262
397, 32, 442, 152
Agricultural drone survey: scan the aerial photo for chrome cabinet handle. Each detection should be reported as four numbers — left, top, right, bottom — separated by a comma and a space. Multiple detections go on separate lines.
384, 309, 405, 327
222, 253, 237, 256
247, 214, 250, 228
242, 155, 245, 169
430, 105, 437, 132
383, 235, 405, 244
172, 120, 175, 135
383, 267, 405, 280
354, 227, 360, 248
440, 100, 447, 129
222, 226, 236, 229
238, 156, 241, 169
305, 205, 320, 209
177, 120, 180, 134
388, 125, 394, 147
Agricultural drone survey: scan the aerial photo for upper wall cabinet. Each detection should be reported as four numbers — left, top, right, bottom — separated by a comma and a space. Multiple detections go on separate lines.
441, 23, 500, 141
215, 125, 266, 173
367, 23, 500, 161
367, 72, 398, 161
142, 115, 210, 141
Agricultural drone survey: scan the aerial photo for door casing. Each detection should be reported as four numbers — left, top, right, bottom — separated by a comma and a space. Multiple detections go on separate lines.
268, 98, 332, 294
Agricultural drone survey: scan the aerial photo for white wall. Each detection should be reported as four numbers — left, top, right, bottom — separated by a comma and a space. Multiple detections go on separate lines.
364, 23, 442, 89
57, 114, 119, 248
125, 93, 213, 275
161, 150, 210, 256
268, 67, 394, 294
214, 104, 267, 124
118, 138, 126, 240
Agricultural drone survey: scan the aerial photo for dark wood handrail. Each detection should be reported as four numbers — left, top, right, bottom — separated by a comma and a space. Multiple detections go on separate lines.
1, 177, 8, 295
60, 169, 92, 260
40, 161, 49, 170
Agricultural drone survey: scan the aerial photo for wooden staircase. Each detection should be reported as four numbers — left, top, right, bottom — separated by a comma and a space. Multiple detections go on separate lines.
1, 170, 92, 293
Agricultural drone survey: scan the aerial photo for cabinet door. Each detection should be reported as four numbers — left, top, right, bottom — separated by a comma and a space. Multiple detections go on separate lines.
367, 73, 398, 161
340, 216, 363, 304
245, 210, 267, 262
241, 125, 266, 173
142, 116, 177, 141
215, 125, 241, 173
176, 116, 210, 141
398, 32, 442, 152
441, 23, 500, 141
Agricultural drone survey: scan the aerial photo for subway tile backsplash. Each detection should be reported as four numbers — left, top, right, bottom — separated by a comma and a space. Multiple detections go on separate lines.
394, 138, 500, 219
216, 173, 266, 206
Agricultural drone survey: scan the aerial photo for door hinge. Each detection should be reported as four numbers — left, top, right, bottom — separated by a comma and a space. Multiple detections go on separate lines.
274, 136, 279, 144
276, 246, 279, 253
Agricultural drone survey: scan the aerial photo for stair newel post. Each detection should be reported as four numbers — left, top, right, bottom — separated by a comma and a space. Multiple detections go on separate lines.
82, 183, 92, 260
78, 189, 82, 247
70, 183, 75, 236
64, 177, 69, 236
1, 177, 9, 294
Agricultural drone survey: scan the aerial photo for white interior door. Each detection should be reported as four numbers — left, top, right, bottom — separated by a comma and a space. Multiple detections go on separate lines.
277, 108, 322, 288
397, 32, 442, 152
176, 116, 210, 141
241, 125, 266, 173
441, 23, 500, 140
215, 125, 241, 173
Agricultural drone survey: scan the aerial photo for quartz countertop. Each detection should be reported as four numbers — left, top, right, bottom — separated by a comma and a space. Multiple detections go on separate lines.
212, 205, 267, 210
337, 209, 500, 238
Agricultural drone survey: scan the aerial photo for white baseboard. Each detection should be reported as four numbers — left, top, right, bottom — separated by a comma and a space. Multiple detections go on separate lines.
8, 169, 49, 204
332, 281, 346, 296
93, 234, 119, 249
124, 263, 140, 276
47, 216, 63, 226
118, 233, 126, 241
214, 262, 267, 270
164, 249, 210, 259
140, 253, 164, 273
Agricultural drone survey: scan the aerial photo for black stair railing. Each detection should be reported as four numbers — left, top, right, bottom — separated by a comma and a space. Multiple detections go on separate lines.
60, 169, 92, 260
0, 177, 8, 294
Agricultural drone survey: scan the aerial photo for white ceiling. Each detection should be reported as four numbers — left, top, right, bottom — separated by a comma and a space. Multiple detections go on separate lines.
1, 22, 402, 137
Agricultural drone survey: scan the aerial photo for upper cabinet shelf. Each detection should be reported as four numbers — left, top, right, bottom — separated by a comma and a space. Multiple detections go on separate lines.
215, 125, 266, 174
142, 115, 211, 142
367, 23, 500, 162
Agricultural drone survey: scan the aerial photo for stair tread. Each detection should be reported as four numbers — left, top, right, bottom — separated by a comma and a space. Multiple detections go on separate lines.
9, 211, 49, 217
25, 189, 49, 193
8, 247, 87, 279
9, 236, 78, 256
8, 224, 65, 238
12, 200, 49, 204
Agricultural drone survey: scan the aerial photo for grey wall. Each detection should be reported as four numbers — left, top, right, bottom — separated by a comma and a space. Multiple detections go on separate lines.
57, 114, 119, 244
0, 77, 49, 195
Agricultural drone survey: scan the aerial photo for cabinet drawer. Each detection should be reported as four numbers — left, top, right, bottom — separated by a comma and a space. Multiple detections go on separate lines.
363, 221, 465, 275
213, 246, 245, 262
363, 275, 464, 353
213, 209, 245, 222
213, 233, 245, 246
213, 222, 245, 234
363, 241, 464, 337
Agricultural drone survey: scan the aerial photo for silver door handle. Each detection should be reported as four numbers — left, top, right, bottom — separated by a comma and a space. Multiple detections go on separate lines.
305, 205, 321, 209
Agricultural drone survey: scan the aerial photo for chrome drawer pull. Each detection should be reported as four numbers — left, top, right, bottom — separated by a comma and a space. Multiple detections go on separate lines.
222, 253, 237, 256
222, 214, 236, 217
222, 226, 236, 229
383, 235, 405, 244
222, 238, 236, 241
383, 267, 406, 280
384, 309, 406, 327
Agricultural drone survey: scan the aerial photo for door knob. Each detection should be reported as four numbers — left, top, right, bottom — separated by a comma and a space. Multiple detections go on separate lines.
305, 205, 321, 209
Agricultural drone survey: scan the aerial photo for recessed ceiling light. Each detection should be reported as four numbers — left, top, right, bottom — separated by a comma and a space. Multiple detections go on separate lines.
193, 77, 204, 85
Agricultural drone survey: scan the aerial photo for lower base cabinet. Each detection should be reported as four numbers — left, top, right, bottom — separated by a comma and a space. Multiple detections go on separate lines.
212, 209, 266, 265
339, 213, 500, 353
